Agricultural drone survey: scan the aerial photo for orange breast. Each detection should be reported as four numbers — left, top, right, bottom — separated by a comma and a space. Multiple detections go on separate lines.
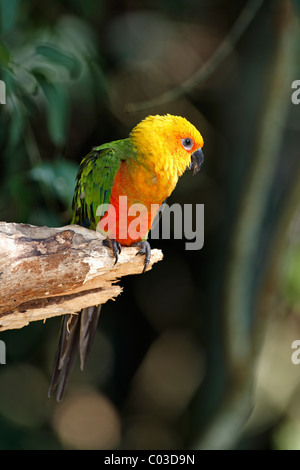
98, 162, 162, 245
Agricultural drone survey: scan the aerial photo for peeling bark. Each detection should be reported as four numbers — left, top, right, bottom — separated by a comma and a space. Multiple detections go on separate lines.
0, 222, 163, 331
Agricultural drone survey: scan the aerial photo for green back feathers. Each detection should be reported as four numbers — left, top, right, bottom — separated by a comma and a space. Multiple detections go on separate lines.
71, 139, 135, 230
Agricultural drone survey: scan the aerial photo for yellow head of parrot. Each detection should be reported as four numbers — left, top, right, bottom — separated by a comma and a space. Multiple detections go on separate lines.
130, 114, 204, 179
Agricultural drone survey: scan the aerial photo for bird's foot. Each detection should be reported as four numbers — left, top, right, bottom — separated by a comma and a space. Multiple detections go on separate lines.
103, 237, 122, 265
132, 241, 151, 273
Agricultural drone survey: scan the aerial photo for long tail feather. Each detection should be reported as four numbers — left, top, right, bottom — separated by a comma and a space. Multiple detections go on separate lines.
48, 306, 101, 401
80, 305, 102, 370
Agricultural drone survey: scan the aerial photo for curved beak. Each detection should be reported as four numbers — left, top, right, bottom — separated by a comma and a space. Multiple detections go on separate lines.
190, 148, 204, 175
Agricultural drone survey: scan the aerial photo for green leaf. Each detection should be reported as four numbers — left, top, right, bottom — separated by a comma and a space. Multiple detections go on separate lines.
8, 104, 23, 147
5, 95, 24, 148
35, 45, 82, 80
0, 42, 11, 66
37, 76, 69, 146
29, 160, 78, 207
0, 0, 19, 33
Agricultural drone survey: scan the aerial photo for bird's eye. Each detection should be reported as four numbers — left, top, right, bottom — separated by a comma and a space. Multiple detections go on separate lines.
181, 138, 193, 151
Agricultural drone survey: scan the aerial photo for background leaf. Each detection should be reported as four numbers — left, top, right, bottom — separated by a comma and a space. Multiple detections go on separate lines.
35, 45, 82, 80
29, 160, 78, 207
37, 76, 69, 146
0, 0, 19, 33
0, 42, 11, 66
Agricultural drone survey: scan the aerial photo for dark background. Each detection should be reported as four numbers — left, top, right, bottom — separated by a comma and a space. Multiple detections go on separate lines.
0, 0, 300, 449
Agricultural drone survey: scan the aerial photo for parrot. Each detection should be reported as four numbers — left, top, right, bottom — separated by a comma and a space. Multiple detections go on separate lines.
48, 114, 204, 401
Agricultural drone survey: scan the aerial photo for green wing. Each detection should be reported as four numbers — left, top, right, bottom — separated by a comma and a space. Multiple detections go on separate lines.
71, 140, 132, 230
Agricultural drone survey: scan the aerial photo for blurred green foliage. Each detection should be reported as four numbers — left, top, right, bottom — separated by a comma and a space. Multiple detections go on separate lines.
0, 0, 106, 225
0, 0, 300, 451
282, 245, 300, 309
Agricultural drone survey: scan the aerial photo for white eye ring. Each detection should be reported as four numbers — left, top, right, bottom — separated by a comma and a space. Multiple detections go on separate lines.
181, 138, 193, 150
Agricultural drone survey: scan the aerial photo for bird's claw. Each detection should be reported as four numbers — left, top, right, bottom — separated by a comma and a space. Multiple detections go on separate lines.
133, 241, 151, 273
103, 238, 122, 265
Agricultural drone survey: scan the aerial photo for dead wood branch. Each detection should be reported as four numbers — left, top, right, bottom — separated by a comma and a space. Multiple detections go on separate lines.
0, 222, 163, 331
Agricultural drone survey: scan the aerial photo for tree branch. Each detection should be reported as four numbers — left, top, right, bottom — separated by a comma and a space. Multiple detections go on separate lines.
126, 0, 264, 113
0, 222, 163, 331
